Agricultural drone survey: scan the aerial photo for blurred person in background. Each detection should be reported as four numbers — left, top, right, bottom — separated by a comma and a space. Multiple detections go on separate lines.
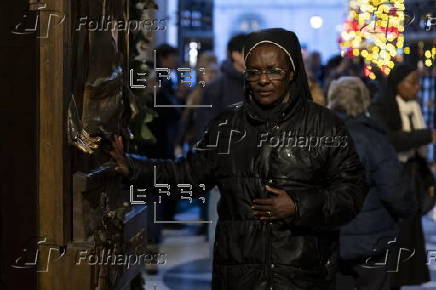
178, 52, 219, 150
147, 43, 183, 160
177, 52, 220, 236
145, 43, 189, 228
306, 51, 325, 86
323, 54, 345, 95
194, 33, 247, 140
192, 34, 247, 240
328, 77, 416, 290
324, 55, 343, 77
132, 44, 185, 274
370, 63, 436, 289
308, 74, 326, 106
323, 56, 383, 101
303, 52, 325, 106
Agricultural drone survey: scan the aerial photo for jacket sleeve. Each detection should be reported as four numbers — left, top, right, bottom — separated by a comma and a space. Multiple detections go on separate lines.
125, 120, 219, 199
367, 135, 417, 219
287, 124, 368, 231
388, 129, 432, 152
368, 104, 432, 152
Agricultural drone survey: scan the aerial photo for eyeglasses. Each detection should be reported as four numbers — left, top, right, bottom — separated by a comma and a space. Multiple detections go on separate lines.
244, 68, 287, 81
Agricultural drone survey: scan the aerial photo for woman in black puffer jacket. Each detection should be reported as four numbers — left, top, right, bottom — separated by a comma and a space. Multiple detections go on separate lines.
111, 29, 368, 290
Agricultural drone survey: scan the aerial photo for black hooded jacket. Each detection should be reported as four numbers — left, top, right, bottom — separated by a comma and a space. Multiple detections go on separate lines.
126, 29, 367, 290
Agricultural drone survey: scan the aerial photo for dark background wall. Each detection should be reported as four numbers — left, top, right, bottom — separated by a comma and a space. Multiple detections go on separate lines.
0, 0, 37, 289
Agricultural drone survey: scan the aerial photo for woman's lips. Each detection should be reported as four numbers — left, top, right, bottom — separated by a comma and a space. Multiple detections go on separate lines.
257, 90, 273, 97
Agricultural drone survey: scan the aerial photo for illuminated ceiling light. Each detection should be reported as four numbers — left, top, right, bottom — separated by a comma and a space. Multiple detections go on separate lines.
310, 16, 323, 29
188, 42, 199, 67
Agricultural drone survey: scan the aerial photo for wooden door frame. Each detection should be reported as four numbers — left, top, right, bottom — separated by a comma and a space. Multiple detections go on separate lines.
36, 0, 72, 288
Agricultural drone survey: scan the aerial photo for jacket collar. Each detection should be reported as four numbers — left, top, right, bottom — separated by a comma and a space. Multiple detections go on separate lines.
335, 110, 387, 134
243, 90, 304, 125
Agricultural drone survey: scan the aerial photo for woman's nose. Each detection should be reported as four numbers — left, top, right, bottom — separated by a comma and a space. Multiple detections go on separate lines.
258, 73, 270, 85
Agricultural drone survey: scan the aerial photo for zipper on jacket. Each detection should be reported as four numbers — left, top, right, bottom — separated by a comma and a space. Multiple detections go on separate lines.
264, 180, 274, 290
268, 220, 273, 290
264, 119, 274, 290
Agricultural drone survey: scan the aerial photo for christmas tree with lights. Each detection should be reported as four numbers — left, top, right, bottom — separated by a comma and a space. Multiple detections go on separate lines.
339, 0, 406, 79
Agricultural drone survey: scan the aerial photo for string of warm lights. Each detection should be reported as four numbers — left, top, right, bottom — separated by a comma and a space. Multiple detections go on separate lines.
424, 48, 435, 68
339, 0, 406, 79
403, 42, 435, 70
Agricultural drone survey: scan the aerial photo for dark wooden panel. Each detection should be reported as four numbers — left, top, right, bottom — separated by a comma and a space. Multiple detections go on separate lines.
0, 0, 38, 289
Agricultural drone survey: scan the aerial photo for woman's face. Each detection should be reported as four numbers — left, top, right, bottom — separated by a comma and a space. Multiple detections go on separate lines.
245, 44, 294, 107
202, 63, 219, 84
397, 71, 420, 101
